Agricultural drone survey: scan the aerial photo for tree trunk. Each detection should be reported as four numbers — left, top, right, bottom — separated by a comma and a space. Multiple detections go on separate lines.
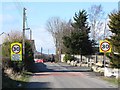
81, 54, 82, 62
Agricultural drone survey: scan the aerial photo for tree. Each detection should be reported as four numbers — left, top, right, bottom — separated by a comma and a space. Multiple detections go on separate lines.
60, 19, 74, 54
63, 10, 93, 61
46, 17, 73, 60
46, 17, 62, 45
46, 17, 64, 58
63, 36, 72, 54
108, 11, 120, 68
88, 4, 105, 41
72, 10, 93, 55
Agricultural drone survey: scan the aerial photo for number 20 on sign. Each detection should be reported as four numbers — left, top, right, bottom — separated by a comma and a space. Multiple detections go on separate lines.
99, 40, 112, 53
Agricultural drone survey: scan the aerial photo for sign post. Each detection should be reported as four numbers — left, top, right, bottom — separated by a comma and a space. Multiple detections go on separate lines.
99, 40, 112, 76
11, 42, 22, 61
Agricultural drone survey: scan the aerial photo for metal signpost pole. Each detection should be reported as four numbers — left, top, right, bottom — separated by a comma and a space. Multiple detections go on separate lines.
100, 40, 111, 76
104, 52, 106, 76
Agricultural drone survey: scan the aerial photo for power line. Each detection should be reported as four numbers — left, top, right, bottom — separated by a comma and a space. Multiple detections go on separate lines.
13, 2, 22, 17
13, 1, 31, 40
13, 0, 25, 17
13, 0, 30, 29
25, 15, 29, 29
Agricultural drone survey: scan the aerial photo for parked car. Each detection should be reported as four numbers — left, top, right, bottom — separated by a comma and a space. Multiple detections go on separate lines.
34, 59, 44, 63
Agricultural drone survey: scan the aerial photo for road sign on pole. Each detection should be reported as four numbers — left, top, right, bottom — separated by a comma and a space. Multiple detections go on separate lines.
99, 40, 112, 76
11, 42, 22, 61
99, 40, 112, 53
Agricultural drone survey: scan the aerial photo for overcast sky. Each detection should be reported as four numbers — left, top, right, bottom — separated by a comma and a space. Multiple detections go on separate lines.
0, 0, 119, 54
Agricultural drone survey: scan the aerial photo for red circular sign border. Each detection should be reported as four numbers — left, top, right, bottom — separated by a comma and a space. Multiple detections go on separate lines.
100, 41, 110, 52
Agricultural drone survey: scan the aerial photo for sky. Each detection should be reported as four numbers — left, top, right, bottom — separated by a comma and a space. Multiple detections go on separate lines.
0, 0, 119, 54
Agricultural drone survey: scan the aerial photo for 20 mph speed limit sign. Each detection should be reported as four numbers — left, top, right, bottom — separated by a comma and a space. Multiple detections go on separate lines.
11, 42, 22, 61
99, 40, 112, 53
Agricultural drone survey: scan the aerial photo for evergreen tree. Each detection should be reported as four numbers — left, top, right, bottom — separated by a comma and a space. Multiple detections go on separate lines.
72, 10, 93, 55
63, 10, 93, 56
108, 11, 120, 68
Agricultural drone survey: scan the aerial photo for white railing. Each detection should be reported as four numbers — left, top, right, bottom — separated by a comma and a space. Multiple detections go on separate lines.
104, 67, 120, 78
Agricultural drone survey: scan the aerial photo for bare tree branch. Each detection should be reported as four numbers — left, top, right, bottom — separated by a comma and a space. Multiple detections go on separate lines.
88, 4, 105, 41
46, 17, 73, 54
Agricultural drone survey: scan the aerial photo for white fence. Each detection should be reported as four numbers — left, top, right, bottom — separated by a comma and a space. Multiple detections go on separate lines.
104, 67, 120, 78
61, 54, 120, 78
61, 54, 109, 64
61, 54, 65, 62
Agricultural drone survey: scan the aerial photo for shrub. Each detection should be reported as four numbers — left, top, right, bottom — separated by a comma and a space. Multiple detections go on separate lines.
63, 54, 74, 62
24, 40, 34, 71
2, 31, 34, 72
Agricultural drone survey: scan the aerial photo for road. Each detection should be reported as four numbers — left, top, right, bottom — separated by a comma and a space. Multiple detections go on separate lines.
25, 62, 118, 89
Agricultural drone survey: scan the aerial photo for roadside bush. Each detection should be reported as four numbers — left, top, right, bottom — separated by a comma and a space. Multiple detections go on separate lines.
55, 54, 59, 62
63, 54, 74, 62
2, 41, 13, 69
24, 40, 34, 71
2, 31, 34, 72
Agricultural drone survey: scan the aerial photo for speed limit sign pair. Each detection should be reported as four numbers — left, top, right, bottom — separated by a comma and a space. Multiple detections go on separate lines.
99, 40, 112, 53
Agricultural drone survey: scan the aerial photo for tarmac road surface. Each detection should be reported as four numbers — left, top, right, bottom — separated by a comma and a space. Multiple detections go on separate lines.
25, 62, 118, 89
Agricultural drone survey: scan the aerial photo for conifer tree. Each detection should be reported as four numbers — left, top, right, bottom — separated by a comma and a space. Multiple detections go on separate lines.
63, 10, 93, 58
71, 10, 93, 55
108, 11, 120, 68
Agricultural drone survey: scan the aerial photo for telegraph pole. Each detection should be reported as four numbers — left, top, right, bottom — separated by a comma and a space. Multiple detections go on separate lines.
41, 47, 43, 54
23, 8, 26, 61
30, 29, 32, 40
48, 49, 49, 55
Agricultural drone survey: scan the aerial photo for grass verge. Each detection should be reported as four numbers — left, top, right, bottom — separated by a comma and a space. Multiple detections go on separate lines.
2, 70, 32, 88
101, 76, 120, 86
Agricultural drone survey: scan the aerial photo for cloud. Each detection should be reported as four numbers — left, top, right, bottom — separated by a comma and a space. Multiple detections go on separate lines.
31, 26, 55, 54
